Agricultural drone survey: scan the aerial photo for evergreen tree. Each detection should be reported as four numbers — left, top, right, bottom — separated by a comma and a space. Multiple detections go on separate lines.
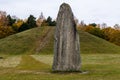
18, 23, 29, 32
27, 15, 37, 28
46, 16, 52, 25
50, 20, 56, 26
18, 15, 37, 32
7, 15, 16, 26
89, 23, 97, 27
46, 16, 56, 26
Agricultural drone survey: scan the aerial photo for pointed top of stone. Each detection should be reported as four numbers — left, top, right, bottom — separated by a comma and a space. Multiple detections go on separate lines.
60, 3, 71, 10
57, 3, 74, 21
57, 3, 75, 29
60, 3, 70, 7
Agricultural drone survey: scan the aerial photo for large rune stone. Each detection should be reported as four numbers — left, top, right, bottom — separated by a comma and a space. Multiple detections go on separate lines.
52, 3, 81, 71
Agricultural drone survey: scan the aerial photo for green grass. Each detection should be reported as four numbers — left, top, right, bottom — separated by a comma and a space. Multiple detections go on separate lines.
0, 26, 53, 55
17, 55, 50, 71
0, 26, 120, 80
79, 31, 120, 54
0, 54, 120, 80
0, 26, 120, 55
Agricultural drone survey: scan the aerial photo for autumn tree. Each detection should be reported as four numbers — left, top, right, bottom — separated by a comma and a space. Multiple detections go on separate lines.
0, 11, 16, 38
102, 27, 114, 40
0, 11, 8, 26
102, 27, 120, 45
0, 26, 15, 39
36, 12, 45, 27
12, 19, 24, 32
84, 25, 104, 38
110, 30, 120, 46
41, 20, 48, 26
36, 17, 43, 27
77, 20, 86, 30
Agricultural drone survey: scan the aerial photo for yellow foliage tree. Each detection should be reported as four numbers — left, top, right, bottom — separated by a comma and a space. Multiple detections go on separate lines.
0, 26, 15, 38
12, 20, 24, 32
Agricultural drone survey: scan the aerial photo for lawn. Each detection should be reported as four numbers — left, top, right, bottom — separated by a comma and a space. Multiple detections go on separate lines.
0, 26, 120, 80
0, 54, 120, 80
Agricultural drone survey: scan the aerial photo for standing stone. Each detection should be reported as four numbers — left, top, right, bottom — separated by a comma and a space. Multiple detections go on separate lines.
52, 3, 81, 71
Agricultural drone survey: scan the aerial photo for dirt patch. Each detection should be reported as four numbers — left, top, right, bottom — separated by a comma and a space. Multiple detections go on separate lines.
35, 27, 53, 53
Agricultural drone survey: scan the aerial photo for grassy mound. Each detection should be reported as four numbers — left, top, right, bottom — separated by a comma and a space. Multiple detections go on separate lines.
0, 26, 120, 55
79, 30, 120, 54
0, 26, 54, 55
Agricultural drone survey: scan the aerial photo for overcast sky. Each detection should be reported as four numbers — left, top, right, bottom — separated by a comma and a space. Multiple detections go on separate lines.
0, 0, 120, 26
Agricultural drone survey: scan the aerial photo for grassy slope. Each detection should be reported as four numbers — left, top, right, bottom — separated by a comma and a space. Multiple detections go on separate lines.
0, 27, 120, 80
0, 26, 54, 55
79, 30, 120, 54
0, 26, 120, 55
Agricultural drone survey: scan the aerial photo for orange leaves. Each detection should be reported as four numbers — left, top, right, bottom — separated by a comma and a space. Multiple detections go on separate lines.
12, 20, 24, 31
79, 24, 120, 46
102, 27, 120, 46
0, 26, 15, 38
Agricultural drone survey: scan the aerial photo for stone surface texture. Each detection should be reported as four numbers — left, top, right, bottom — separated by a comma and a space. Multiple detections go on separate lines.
52, 3, 81, 71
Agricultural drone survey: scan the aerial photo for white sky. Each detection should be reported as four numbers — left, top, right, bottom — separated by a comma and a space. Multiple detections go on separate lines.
0, 0, 120, 26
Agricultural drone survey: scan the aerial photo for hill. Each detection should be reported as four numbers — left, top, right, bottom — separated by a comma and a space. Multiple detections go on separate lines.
0, 26, 120, 55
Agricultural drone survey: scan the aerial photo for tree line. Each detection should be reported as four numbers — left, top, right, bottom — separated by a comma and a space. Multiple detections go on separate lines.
0, 10, 120, 46
0, 11, 56, 39
78, 21, 120, 46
